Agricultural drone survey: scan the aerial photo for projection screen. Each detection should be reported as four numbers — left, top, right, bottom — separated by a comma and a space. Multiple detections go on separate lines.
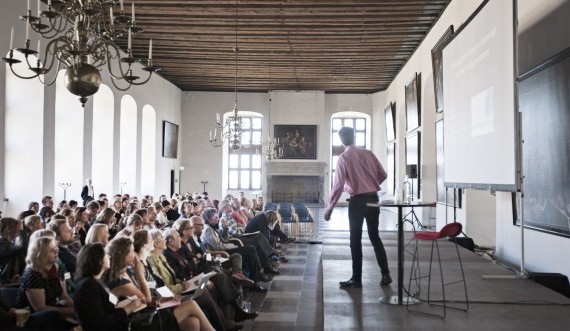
442, 0, 518, 191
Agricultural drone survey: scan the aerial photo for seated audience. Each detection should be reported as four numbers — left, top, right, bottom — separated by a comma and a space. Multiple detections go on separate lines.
74, 243, 143, 331
103, 237, 213, 331
0, 217, 29, 284
14, 236, 76, 329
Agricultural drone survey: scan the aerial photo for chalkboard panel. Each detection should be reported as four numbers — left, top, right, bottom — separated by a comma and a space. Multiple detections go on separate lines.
517, 47, 570, 237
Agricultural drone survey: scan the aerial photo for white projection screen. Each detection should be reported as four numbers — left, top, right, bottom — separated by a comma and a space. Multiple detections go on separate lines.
442, 0, 518, 191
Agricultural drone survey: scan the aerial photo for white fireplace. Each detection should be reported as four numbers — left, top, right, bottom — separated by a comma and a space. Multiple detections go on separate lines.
265, 162, 327, 203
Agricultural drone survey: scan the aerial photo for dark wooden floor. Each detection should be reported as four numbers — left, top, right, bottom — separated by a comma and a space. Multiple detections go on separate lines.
241, 207, 570, 331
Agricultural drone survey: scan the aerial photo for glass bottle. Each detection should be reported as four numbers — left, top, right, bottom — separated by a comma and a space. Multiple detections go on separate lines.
403, 175, 412, 204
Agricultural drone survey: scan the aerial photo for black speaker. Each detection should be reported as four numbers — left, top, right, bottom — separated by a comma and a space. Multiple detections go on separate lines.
529, 272, 570, 298
406, 164, 418, 179
450, 237, 475, 252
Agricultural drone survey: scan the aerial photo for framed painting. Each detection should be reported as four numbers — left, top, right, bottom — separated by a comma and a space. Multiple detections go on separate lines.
436, 119, 462, 207
405, 132, 421, 199
431, 25, 455, 113
405, 73, 421, 132
385, 102, 396, 142
162, 121, 179, 159
386, 143, 396, 195
274, 125, 317, 159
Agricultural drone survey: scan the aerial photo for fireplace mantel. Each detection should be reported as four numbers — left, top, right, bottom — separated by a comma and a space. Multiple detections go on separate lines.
265, 162, 328, 176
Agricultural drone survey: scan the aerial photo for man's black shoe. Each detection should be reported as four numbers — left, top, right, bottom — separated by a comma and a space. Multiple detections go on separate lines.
259, 274, 273, 282
339, 278, 362, 288
250, 283, 268, 292
264, 267, 280, 275
380, 274, 393, 286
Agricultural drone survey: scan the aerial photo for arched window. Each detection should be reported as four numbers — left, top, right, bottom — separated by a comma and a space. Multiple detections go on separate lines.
92, 84, 114, 197
227, 114, 262, 190
4, 52, 44, 214
330, 113, 370, 185
119, 95, 137, 195
54, 70, 84, 202
141, 105, 156, 195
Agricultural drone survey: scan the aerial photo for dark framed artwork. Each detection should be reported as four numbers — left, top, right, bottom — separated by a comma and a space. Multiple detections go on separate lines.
162, 121, 179, 159
431, 25, 454, 113
405, 73, 421, 132
384, 102, 396, 142
436, 120, 462, 207
405, 132, 421, 199
511, 47, 570, 237
274, 125, 317, 159
386, 143, 396, 195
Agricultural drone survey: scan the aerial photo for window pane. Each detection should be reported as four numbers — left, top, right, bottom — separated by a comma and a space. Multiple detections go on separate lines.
332, 156, 339, 170
332, 118, 342, 130
251, 171, 261, 189
242, 131, 251, 146
242, 117, 250, 129
332, 134, 342, 146
240, 171, 250, 189
343, 119, 354, 128
355, 132, 365, 147
355, 118, 365, 130
252, 117, 262, 129
240, 154, 250, 168
229, 154, 239, 168
229, 171, 239, 188
252, 132, 262, 145
252, 154, 261, 168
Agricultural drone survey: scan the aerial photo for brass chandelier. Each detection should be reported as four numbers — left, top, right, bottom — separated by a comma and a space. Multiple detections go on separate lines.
209, 0, 243, 152
1, 0, 160, 107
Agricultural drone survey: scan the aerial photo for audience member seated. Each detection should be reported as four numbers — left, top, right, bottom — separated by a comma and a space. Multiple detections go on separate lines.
115, 214, 144, 238
148, 230, 252, 330
103, 237, 213, 331
0, 217, 30, 284
167, 199, 181, 221
74, 243, 144, 331
218, 206, 283, 272
199, 209, 269, 291
229, 199, 248, 226
85, 223, 110, 245
14, 235, 76, 329
48, 219, 79, 277
173, 219, 253, 287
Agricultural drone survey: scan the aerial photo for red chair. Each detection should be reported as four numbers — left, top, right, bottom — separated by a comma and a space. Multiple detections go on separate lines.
406, 222, 469, 318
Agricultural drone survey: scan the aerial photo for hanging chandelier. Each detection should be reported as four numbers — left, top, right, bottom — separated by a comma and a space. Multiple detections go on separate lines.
209, 0, 243, 152
260, 68, 283, 161
1, 0, 160, 107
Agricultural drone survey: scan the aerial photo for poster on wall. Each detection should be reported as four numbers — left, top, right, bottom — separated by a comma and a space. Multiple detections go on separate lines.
405, 132, 421, 199
162, 121, 179, 159
386, 143, 396, 195
405, 73, 421, 132
385, 102, 396, 142
431, 25, 454, 113
274, 125, 317, 159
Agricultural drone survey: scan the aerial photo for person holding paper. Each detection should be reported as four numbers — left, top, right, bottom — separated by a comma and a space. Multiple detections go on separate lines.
103, 237, 213, 331
74, 243, 143, 331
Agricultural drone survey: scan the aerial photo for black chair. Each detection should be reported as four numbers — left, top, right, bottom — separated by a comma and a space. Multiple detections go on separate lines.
277, 205, 298, 237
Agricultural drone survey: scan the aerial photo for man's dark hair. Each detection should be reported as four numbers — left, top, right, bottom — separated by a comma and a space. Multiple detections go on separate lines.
338, 127, 355, 146
41, 196, 52, 205
87, 200, 100, 212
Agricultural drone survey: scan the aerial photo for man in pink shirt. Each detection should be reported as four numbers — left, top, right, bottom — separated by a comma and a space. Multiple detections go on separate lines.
324, 126, 392, 288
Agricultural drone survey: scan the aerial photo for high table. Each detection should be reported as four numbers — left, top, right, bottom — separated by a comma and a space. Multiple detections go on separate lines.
367, 200, 436, 305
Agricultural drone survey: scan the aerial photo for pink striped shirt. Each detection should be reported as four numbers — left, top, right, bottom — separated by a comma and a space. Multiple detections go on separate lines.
326, 145, 387, 211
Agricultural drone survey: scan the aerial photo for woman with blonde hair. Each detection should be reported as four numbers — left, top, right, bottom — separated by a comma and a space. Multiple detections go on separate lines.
24, 215, 44, 234
14, 236, 76, 328
85, 223, 110, 245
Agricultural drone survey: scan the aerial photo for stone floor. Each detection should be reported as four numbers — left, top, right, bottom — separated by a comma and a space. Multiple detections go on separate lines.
240, 206, 570, 331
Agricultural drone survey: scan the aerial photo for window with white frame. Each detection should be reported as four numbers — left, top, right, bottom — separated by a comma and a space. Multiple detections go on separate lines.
228, 116, 263, 190
331, 117, 367, 184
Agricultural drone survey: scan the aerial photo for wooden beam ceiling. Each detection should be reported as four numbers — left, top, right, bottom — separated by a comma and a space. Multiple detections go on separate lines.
123, 0, 450, 93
